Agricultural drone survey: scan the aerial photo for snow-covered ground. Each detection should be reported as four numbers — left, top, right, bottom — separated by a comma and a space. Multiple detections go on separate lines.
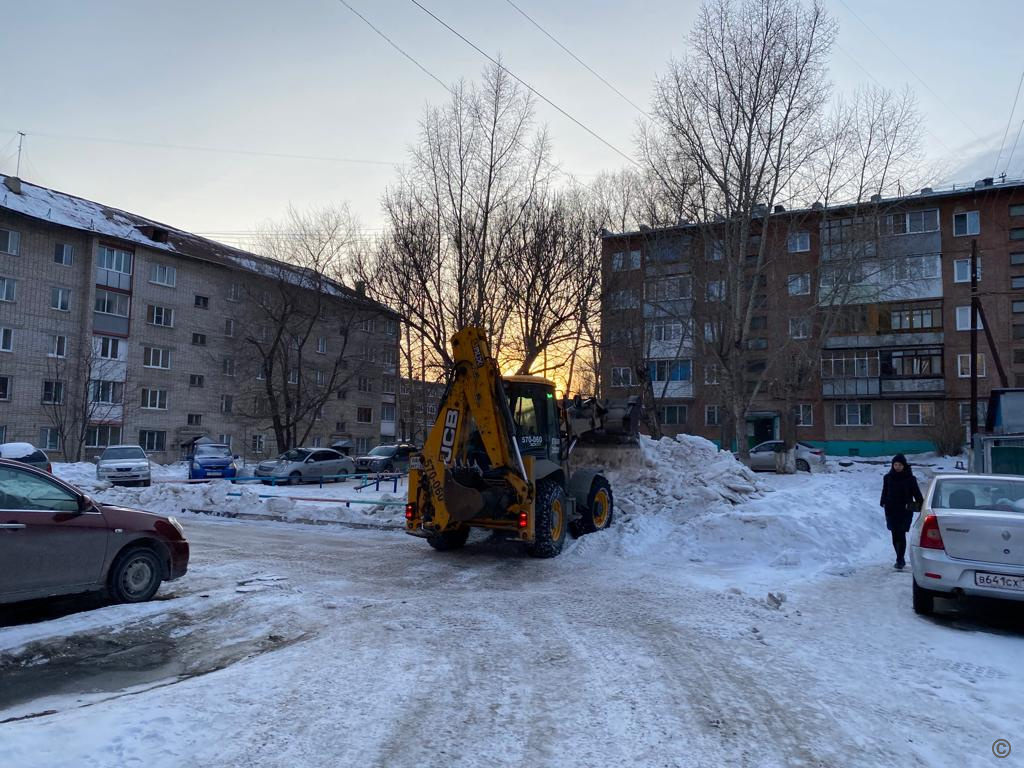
1, 439, 1019, 767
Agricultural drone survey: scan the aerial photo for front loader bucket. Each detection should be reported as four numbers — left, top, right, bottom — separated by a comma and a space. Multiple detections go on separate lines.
571, 440, 646, 473
443, 470, 487, 522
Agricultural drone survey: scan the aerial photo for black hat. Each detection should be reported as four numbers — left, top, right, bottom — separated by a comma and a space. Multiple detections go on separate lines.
892, 453, 909, 466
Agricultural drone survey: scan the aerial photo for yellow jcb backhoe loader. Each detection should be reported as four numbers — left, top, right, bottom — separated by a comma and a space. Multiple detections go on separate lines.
404, 327, 639, 557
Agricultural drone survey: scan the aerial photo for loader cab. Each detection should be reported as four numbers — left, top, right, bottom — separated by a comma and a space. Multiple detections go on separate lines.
503, 376, 560, 463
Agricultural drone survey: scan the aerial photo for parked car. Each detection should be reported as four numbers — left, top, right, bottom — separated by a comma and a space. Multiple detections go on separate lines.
0, 442, 51, 472
254, 448, 355, 485
0, 458, 188, 604
95, 444, 152, 487
188, 443, 239, 480
354, 443, 420, 474
910, 474, 1024, 616
740, 441, 826, 473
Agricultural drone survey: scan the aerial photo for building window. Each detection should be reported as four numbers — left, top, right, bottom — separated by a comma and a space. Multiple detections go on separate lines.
650, 322, 685, 342
959, 401, 988, 424
953, 211, 980, 237
355, 437, 371, 454
314, 369, 326, 386
90, 380, 124, 404
706, 281, 725, 302
382, 375, 396, 395
893, 402, 935, 427
357, 406, 373, 423
957, 353, 986, 378
955, 305, 983, 331
222, 357, 235, 377
611, 367, 634, 387
704, 363, 719, 385
381, 348, 397, 366
192, 333, 207, 346
48, 335, 67, 358
611, 250, 641, 271
141, 388, 168, 409
1012, 228, 1024, 241
288, 369, 299, 385
221, 394, 233, 413
881, 348, 942, 377
316, 336, 327, 354
794, 403, 813, 427
42, 380, 65, 405
787, 273, 810, 296
139, 430, 166, 452
1014, 301, 1024, 314
705, 405, 721, 426
0, 375, 10, 400
50, 287, 70, 311
150, 264, 177, 286
218, 434, 232, 449
95, 289, 130, 317
648, 359, 692, 382
1011, 204, 1024, 217
385, 318, 399, 336
0, 228, 21, 255
146, 304, 174, 327
194, 295, 209, 309
381, 403, 396, 422
834, 402, 872, 426
787, 232, 810, 253
54, 243, 74, 265
39, 427, 59, 451
658, 405, 687, 425
609, 289, 639, 309
1013, 276, 1024, 290
224, 318, 235, 337
647, 275, 693, 302
889, 305, 941, 331
882, 209, 939, 235
143, 346, 171, 369
97, 245, 133, 274
186, 413, 202, 427
0, 327, 11, 352
85, 425, 122, 448
251, 434, 265, 453
0, 277, 14, 302
789, 316, 810, 340
227, 283, 242, 302
97, 336, 122, 359
189, 374, 204, 388
953, 258, 980, 283
358, 376, 372, 393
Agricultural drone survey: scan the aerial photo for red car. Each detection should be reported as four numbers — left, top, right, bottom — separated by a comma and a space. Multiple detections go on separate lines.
0, 459, 189, 605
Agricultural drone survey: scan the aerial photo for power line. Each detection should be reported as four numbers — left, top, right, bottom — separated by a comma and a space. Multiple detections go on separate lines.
993, 69, 1024, 176
335, 0, 453, 95
835, 0, 984, 143
501, 0, 651, 120
0, 129, 398, 166
408, 0, 639, 168
1005, 115, 1024, 177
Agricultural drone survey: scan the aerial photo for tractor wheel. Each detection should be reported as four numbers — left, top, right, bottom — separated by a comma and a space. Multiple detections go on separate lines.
427, 526, 470, 551
528, 481, 568, 558
577, 476, 614, 534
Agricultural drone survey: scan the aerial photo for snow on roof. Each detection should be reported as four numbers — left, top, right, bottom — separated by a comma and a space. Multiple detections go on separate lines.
0, 442, 40, 458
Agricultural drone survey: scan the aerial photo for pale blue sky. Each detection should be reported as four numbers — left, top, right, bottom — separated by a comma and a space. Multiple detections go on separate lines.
1, 0, 1021, 244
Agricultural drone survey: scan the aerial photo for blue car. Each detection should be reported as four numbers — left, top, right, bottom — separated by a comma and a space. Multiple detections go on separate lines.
188, 444, 239, 480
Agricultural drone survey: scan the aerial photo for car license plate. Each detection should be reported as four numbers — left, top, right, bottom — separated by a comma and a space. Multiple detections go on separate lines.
409, 456, 423, 470
975, 572, 1024, 591
207, 471, 222, 477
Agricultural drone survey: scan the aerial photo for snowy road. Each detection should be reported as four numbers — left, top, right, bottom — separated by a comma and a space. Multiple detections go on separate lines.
3, 510, 1023, 768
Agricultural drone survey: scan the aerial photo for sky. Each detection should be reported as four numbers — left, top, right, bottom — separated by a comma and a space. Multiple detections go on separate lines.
1, 0, 1022, 248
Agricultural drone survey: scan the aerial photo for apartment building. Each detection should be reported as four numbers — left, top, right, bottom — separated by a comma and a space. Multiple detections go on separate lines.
0, 174, 400, 462
601, 177, 1024, 457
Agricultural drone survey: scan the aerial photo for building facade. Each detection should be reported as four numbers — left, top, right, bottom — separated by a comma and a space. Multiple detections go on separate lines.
0, 174, 400, 462
601, 178, 1024, 456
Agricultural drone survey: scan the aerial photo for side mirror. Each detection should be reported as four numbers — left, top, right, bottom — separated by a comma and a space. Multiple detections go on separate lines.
92, 456, 99, 463
77, 494, 93, 515
233, 454, 240, 460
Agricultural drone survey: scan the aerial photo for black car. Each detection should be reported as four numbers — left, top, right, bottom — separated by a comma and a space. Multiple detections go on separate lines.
354, 443, 419, 473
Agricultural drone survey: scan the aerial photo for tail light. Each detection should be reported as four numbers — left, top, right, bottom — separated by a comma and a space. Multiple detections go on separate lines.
919, 514, 945, 550
404, 503, 415, 521
518, 511, 528, 529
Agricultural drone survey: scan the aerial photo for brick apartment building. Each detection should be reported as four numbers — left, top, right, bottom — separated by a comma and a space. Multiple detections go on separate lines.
0, 174, 401, 463
601, 177, 1024, 457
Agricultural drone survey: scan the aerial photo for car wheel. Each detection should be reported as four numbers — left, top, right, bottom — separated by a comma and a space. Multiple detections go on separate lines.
576, 476, 614, 535
289, 471, 302, 486
385, 462, 394, 473
108, 547, 163, 603
912, 579, 936, 616
796, 459, 810, 473
527, 480, 568, 558
427, 526, 471, 551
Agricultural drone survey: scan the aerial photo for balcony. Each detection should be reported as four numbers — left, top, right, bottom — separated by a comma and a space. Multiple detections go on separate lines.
823, 376, 945, 398
880, 377, 945, 395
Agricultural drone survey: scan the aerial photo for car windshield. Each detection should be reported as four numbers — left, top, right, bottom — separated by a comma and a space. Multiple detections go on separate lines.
368, 446, 396, 457
101, 447, 146, 460
932, 478, 1024, 513
279, 449, 311, 462
195, 445, 231, 458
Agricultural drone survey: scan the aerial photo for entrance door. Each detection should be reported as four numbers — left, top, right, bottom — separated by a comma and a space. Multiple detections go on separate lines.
748, 416, 776, 449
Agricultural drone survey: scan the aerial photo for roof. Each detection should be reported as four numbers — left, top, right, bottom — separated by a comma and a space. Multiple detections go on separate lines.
0, 174, 394, 315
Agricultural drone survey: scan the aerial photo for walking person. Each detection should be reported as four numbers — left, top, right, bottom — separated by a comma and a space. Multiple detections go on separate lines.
879, 453, 924, 570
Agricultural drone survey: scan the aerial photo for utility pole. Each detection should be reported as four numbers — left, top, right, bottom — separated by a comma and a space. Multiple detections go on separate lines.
15, 132, 25, 177
970, 239, 979, 439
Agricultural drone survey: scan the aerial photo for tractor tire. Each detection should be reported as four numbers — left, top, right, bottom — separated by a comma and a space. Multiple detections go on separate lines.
427, 526, 471, 551
527, 481, 568, 558
577, 476, 614, 535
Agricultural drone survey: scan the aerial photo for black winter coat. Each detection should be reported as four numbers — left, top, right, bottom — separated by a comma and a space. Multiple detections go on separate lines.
880, 469, 924, 532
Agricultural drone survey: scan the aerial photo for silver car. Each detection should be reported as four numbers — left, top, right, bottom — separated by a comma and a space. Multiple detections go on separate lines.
96, 444, 152, 487
742, 441, 826, 473
254, 448, 355, 485
910, 474, 1024, 615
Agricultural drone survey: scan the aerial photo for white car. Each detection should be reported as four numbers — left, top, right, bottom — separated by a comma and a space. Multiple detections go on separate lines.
95, 444, 152, 487
741, 441, 826, 473
910, 474, 1024, 615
